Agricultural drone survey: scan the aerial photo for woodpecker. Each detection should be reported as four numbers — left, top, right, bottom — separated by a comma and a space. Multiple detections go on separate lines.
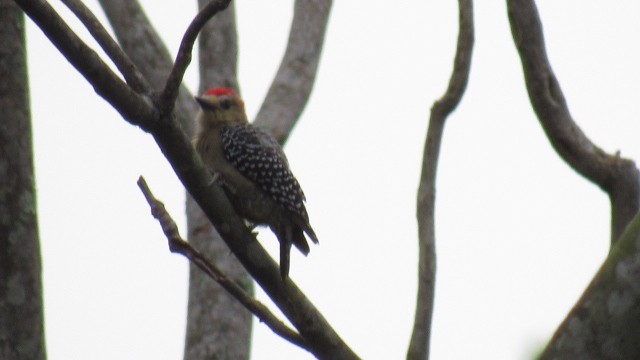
193, 87, 318, 278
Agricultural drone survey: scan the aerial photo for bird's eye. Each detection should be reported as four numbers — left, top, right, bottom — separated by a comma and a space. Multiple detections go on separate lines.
220, 99, 232, 110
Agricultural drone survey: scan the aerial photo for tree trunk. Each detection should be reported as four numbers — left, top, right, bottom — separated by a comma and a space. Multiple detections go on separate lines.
0, 1, 47, 358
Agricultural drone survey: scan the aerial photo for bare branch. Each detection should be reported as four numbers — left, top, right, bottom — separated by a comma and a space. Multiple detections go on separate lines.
253, 0, 332, 145
541, 212, 640, 358
158, 0, 231, 116
12, 0, 155, 130
97, 0, 198, 136
408, 1, 474, 359
136, 176, 308, 350
507, 0, 640, 243
60, 0, 150, 93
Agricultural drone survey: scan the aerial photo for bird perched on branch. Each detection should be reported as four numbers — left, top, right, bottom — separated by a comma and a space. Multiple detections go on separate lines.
193, 87, 318, 278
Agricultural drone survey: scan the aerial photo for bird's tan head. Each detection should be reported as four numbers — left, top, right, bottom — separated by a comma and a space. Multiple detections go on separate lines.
195, 87, 247, 127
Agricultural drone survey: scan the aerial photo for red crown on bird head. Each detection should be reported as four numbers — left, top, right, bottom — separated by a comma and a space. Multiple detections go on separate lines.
204, 87, 237, 97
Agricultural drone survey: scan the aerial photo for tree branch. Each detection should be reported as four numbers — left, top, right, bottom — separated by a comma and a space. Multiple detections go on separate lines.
97, 0, 198, 135
136, 176, 308, 350
157, 0, 231, 116
408, 1, 474, 359
60, 0, 151, 94
507, 0, 640, 243
253, 0, 332, 145
13, 0, 155, 131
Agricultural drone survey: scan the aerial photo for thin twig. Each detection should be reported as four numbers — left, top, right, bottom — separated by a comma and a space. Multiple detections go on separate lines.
136, 176, 308, 350
407, 1, 474, 359
61, 0, 150, 93
158, 0, 231, 116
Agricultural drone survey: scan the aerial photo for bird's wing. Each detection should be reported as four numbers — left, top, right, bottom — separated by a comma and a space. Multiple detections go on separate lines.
221, 124, 307, 214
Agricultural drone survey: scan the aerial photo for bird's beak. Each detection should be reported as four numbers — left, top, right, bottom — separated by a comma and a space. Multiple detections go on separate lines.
194, 96, 207, 108
195, 96, 216, 111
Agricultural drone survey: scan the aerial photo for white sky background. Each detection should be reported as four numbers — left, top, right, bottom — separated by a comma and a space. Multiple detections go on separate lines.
25, 1, 640, 359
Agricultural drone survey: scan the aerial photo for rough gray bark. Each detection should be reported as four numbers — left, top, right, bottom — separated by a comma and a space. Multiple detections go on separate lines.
541, 212, 640, 359
507, 0, 640, 244
407, 1, 474, 359
0, 1, 47, 358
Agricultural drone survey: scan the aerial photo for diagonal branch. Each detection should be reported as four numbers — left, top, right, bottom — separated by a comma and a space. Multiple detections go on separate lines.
157, 0, 231, 116
407, 1, 474, 359
253, 0, 332, 145
13, 0, 155, 130
60, 0, 150, 94
136, 176, 308, 350
507, 0, 640, 243
97, 0, 198, 135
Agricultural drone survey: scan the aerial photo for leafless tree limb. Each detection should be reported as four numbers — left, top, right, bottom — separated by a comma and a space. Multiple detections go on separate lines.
540, 212, 640, 358
407, 1, 474, 359
97, 0, 198, 135
14, 1, 359, 357
136, 176, 308, 350
507, 0, 640, 244
158, 0, 231, 116
254, 0, 332, 144
13, 0, 155, 129
60, 0, 150, 93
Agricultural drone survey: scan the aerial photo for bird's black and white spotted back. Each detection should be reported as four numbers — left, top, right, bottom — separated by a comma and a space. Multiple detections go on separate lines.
221, 124, 307, 218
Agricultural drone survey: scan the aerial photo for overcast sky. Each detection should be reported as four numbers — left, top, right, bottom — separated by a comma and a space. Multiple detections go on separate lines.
25, 1, 640, 359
